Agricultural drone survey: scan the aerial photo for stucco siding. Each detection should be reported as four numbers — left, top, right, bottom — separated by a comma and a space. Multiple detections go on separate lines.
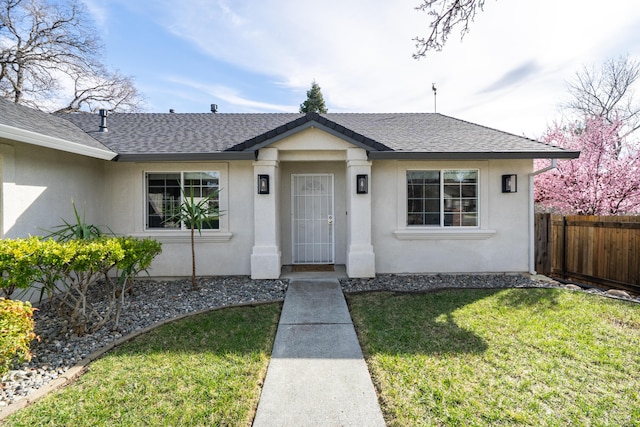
102, 160, 255, 277
371, 159, 532, 274
1, 140, 105, 238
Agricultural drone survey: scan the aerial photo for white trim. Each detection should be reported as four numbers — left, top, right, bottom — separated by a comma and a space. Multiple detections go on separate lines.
395, 160, 494, 241
393, 229, 496, 240
0, 123, 116, 160
130, 232, 233, 243
140, 167, 229, 235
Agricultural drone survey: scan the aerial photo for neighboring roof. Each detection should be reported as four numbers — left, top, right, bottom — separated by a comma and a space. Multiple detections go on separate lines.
1, 99, 579, 161
0, 98, 116, 160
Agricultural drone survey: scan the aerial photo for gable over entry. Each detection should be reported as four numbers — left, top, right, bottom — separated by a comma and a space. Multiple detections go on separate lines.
249, 125, 375, 279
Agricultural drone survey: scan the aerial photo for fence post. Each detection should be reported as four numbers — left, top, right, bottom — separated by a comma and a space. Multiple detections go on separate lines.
561, 216, 567, 279
534, 213, 552, 275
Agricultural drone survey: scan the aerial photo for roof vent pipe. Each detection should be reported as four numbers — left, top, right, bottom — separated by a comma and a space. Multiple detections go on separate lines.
211, 104, 218, 113
169, 109, 175, 113
98, 109, 108, 132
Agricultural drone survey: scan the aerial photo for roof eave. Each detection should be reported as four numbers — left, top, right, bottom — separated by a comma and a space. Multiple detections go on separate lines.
0, 123, 116, 160
367, 151, 581, 160
114, 152, 257, 162
229, 113, 392, 152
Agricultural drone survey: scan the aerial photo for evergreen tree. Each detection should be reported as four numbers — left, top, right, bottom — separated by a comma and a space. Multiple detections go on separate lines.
299, 80, 328, 113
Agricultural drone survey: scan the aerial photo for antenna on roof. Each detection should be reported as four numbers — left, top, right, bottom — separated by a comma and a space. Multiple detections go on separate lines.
432, 83, 437, 113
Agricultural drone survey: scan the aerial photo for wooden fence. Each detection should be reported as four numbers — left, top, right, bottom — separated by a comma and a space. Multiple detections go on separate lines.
535, 214, 640, 292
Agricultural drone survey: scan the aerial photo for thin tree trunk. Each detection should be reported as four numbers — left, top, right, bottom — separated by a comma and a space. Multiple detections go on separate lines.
191, 226, 197, 290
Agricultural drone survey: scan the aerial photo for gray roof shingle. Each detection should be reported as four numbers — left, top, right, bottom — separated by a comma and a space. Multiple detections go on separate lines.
1, 99, 578, 160
61, 111, 577, 159
0, 98, 113, 153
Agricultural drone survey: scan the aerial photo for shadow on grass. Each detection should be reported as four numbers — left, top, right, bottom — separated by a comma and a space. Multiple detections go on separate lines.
493, 287, 561, 309
347, 289, 499, 356
348, 287, 564, 357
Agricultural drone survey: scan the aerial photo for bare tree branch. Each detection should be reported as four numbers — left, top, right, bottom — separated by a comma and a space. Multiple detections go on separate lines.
0, 0, 143, 112
565, 56, 640, 144
54, 67, 144, 113
413, 0, 487, 57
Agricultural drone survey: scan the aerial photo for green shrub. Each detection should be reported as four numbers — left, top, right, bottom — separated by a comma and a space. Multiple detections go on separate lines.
43, 200, 109, 241
109, 237, 162, 328
0, 237, 42, 298
0, 236, 161, 336
0, 298, 37, 378
39, 237, 162, 335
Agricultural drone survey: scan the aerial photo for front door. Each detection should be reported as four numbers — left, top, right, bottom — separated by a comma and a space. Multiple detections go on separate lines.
291, 174, 335, 264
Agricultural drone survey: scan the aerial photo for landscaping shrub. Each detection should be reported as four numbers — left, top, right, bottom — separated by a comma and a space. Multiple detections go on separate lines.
0, 237, 42, 299
108, 237, 162, 328
0, 298, 37, 378
0, 236, 162, 336
37, 237, 162, 335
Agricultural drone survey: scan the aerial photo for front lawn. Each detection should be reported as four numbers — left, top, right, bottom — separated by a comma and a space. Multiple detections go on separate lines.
3, 303, 281, 427
348, 288, 640, 426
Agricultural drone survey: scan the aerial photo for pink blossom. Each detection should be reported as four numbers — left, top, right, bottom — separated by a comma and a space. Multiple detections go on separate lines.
535, 117, 640, 215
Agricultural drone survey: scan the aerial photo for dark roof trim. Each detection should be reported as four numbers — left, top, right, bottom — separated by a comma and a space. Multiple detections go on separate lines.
227, 112, 393, 152
368, 150, 581, 160
114, 152, 257, 162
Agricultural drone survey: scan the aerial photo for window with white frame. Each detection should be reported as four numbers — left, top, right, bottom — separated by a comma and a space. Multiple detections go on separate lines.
407, 169, 478, 227
146, 171, 220, 230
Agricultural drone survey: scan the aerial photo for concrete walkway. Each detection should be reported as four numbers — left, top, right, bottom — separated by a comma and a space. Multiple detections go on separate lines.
253, 279, 386, 427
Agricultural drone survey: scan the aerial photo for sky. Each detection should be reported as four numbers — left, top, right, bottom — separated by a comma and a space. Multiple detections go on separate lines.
79, 0, 640, 138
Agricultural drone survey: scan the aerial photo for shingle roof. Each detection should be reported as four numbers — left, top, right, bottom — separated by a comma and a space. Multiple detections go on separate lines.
61, 112, 306, 155
1, 99, 579, 161
0, 98, 113, 153
61, 111, 577, 160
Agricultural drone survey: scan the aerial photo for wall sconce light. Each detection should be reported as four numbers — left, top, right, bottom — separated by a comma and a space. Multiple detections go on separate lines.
502, 174, 517, 193
356, 174, 368, 194
258, 174, 270, 194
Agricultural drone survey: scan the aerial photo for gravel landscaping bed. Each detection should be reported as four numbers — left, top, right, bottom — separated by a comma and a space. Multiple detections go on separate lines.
340, 273, 555, 293
2, 273, 638, 408
1, 276, 287, 407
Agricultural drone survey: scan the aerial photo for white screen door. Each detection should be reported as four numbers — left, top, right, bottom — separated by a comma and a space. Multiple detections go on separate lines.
291, 174, 335, 264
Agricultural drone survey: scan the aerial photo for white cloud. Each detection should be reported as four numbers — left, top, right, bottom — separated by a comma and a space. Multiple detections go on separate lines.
79, 0, 110, 31
113, 0, 640, 136
163, 77, 294, 112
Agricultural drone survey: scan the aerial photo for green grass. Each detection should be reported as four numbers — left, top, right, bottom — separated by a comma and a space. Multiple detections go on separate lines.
3, 303, 281, 427
348, 288, 640, 427
5, 289, 640, 426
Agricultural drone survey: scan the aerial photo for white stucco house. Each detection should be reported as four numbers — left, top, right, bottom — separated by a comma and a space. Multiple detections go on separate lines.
0, 98, 579, 279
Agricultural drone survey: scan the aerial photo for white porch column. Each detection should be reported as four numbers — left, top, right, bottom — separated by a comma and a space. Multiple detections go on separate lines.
346, 148, 375, 278
251, 148, 281, 279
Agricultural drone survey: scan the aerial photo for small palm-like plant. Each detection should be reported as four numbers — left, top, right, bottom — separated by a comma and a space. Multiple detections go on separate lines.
44, 200, 111, 241
166, 188, 222, 290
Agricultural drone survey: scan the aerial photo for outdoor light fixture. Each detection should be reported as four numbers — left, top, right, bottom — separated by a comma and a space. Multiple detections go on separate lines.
258, 174, 270, 194
356, 174, 368, 194
502, 174, 517, 193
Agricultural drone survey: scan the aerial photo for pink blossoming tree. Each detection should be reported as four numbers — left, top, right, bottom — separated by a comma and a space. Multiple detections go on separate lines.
535, 117, 640, 215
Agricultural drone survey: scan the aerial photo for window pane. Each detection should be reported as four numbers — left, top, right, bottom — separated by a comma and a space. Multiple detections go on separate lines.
146, 171, 219, 230
444, 170, 477, 183
443, 170, 478, 227
407, 171, 440, 226
146, 173, 181, 229
408, 199, 423, 214
407, 169, 478, 228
